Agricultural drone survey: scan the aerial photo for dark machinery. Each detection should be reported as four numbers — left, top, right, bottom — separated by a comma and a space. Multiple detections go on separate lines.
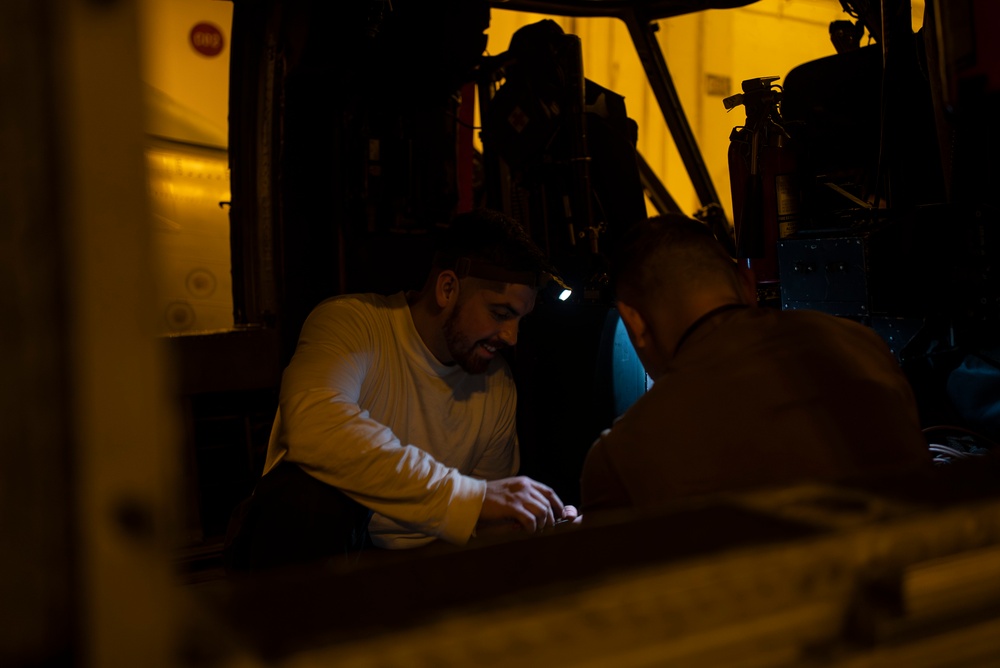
722, 0, 999, 434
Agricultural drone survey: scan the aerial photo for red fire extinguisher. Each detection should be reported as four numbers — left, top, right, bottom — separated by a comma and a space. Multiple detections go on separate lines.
725, 76, 800, 287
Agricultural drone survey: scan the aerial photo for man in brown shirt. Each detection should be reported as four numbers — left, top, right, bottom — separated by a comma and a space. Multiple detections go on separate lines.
580, 214, 931, 514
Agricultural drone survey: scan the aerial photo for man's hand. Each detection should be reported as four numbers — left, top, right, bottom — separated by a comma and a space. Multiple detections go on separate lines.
478, 476, 571, 534
560, 505, 580, 524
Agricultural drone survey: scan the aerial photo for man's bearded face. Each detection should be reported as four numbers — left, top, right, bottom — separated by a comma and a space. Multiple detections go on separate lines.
441, 281, 536, 374
443, 298, 505, 374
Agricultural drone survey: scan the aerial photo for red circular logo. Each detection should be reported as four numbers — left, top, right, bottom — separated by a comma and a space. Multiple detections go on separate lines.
190, 22, 225, 57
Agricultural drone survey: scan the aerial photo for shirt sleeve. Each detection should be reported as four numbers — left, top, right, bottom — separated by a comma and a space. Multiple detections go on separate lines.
276, 298, 485, 546
580, 430, 632, 514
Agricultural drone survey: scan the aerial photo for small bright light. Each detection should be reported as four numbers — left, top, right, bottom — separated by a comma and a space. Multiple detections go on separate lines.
558, 289, 572, 301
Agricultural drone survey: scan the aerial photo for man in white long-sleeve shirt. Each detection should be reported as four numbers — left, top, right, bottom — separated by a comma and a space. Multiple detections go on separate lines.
225, 209, 575, 571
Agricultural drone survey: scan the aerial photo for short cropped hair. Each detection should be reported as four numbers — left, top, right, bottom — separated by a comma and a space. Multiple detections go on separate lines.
432, 208, 553, 280
611, 213, 740, 307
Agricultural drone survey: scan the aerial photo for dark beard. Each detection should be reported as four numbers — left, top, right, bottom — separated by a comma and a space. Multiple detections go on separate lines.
443, 303, 492, 374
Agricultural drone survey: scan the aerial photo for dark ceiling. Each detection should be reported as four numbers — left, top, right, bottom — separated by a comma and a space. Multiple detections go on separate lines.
490, 0, 761, 20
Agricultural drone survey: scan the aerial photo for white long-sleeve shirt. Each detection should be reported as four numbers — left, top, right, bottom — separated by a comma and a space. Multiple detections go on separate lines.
262, 291, 520, 548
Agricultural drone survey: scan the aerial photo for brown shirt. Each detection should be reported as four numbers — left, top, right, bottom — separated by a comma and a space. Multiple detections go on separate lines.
581, 307, 931, 513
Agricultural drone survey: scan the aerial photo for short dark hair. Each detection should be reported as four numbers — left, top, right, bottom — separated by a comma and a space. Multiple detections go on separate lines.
432, 208, 553, 285
611, 213, 739, 306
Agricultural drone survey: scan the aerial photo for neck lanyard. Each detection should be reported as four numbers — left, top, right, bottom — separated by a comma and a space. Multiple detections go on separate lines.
673, 303, 750, 356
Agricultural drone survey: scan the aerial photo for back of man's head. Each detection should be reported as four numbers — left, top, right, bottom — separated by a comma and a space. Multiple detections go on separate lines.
611, 213, 742, 309
432, 208, 552, 287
